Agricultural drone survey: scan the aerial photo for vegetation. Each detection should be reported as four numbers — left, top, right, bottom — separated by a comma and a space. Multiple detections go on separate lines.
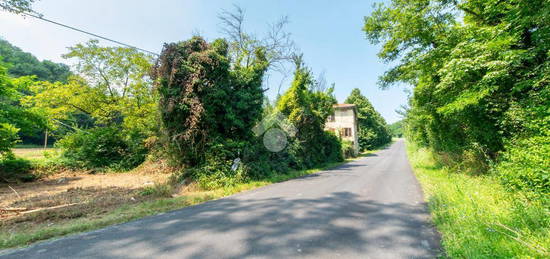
0, 39, 71, 83
388, 120, 403, 138
407, 142, 549, 258
365, 0, 550, 257
344, 88, 391, 150
0, 0, 37, 14
364, 0, 549, 195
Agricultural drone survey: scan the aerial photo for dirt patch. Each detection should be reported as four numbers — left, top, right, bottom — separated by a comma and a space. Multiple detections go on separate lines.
0, 161, 174, 226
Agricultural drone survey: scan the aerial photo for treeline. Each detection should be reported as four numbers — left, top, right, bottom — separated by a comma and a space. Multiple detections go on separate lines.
364, 0, 549, 198
1, 15, 390, 184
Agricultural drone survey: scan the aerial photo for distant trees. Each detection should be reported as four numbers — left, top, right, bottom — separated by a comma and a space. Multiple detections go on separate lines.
364, 0, 549, 195
0, 39, 71, 83
345, 88, 391, 150
388, 120, 403, 138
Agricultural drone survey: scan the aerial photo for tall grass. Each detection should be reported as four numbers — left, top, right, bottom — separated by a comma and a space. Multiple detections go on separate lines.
407, 142, 550, 258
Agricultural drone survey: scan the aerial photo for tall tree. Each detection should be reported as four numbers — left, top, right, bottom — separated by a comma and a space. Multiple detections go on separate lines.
0, 62, 46, 155
25, 40, 156, 135
345, 88, 391, 150
277, 57, 342, 168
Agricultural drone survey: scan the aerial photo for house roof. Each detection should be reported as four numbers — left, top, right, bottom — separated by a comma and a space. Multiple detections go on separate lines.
333, 103, 356, 108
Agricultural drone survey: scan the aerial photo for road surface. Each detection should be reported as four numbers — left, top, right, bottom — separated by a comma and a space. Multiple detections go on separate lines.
0, 139, 441, 258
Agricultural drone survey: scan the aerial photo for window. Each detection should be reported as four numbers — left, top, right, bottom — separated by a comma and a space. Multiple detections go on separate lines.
344, 128, 352, 137
340, 128, 352, 137
328, 114, 335, 122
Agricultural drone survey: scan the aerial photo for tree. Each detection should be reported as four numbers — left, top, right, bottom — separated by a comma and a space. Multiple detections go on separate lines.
364, 0, 549, 193
0, 62, 46, 155
218, 5, 296, 93
0, 0, 38, 14
153, 36, 268, 166
0, 39, 71, 83
388, 120, 404, 138
345, 88, 391, 150
26, 40, 157, 134
277, 57, 342, 168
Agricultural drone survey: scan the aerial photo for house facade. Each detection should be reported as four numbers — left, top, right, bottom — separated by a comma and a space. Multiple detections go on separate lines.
324, 104, 359, 155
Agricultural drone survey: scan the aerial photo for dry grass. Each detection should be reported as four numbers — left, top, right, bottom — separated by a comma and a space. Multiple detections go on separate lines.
11, 148, 57, 161
0, 161, 173, 229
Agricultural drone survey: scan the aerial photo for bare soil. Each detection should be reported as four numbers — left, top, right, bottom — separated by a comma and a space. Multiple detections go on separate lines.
0, 161, 173, 226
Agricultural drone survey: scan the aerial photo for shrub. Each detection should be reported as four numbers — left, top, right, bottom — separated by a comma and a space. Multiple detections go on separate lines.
341, 140, 356, 159
495, 135, 550, 197
56, 127, 147, 170
0, 156, 34, 182
0, 123, 19, 156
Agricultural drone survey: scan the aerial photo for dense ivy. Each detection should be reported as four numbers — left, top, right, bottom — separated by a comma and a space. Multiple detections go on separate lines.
153, 36, 268, 167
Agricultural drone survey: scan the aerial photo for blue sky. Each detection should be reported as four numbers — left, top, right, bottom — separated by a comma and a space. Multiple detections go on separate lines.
0, 0, 409, 123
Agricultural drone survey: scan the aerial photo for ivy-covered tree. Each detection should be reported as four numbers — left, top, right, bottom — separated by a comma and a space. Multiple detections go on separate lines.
345, 88, 391, 150
153, 36, 268, 166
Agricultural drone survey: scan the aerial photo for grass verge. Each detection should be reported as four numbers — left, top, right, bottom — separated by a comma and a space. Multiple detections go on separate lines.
0, 154, 367, 251
406, 141, 550, 258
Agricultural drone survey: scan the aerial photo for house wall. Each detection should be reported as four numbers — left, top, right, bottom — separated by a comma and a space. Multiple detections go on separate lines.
325, 107, 359, 155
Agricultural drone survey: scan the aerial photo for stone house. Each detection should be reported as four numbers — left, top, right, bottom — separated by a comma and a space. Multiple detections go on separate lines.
325, 104, 359, 155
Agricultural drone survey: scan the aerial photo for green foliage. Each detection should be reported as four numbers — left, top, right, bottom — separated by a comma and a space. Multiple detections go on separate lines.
341, 140, 356, 159
56, 127, 147, 170
0, 62, 47, 153
495, 135, 550, 198
139, 183, 173, 198
345, 88, 391, 150
388, 120, 403, 138
153, 36, 268, 167
365, 0, 549, 187
0, 156, 34, 182
0, 39, 71, 82
277, 58, 343, 168
0, 0, 37, 13
0, 123, 19, 156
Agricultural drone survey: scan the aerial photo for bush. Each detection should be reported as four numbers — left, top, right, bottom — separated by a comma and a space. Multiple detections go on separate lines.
341, 140, 356, 159
495, 135, 550, 197
56, 127, 147, 170
0, 156, 35, 182
0, 123, 19, 156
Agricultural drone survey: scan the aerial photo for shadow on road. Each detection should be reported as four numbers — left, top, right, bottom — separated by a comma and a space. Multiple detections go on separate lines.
37, 192, 439, 258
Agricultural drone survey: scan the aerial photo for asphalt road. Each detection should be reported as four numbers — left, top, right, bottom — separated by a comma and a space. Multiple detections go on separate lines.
1, 139, 441, 259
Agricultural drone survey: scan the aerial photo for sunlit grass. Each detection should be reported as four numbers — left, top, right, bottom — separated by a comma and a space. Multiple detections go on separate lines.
406, 141, 550, 258
11, 148, 57, 161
